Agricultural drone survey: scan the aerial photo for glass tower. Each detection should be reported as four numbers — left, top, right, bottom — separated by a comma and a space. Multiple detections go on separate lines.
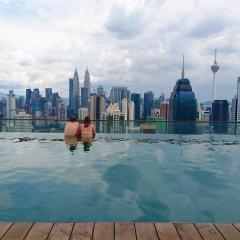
131, 93, 141, 120
144, 91, 154, 120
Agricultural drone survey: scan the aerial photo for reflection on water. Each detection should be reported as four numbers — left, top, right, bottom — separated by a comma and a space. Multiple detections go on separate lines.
64, 136, 94, 153
0, 132, 240, 222
1, 120, 240, 135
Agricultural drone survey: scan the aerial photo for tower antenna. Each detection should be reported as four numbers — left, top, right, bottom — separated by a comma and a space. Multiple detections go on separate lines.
211, 49, 220, 101
181, 54, 185, 79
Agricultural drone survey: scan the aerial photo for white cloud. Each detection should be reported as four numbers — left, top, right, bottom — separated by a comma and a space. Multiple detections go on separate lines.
0, 0, 240, 101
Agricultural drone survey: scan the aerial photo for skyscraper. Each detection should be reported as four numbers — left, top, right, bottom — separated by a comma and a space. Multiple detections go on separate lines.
110, 87, 128, 110
128, 101, 135, 121
168, 56, 197, 121
122, 98, 128, 120
45, 88, 52, 101
231, 95, 237, 122
160, 102, 169, 120
97, 85, 104, 96
84, 68, 91, 99
6, 90, 16, 119
90, 93, 106, 120
144, 91, 154, 119
68, 68, 80, 118
131, 93, 141, 120
211, 49, 220, 101
81, 87, 88, 108
159, 93, 165, 106
237, 77, 240, 122
212, 100, 229, 121
25, 89, 32, 113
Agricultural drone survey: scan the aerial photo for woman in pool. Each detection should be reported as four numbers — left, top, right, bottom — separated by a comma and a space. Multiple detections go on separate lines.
77, 116, 96, 140
64, 116, 79, 137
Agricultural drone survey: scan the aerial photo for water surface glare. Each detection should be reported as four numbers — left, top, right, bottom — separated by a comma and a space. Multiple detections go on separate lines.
0, 132, 240, 222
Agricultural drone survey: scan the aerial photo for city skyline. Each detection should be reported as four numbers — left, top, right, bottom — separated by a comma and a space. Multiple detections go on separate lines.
0, 0, 240, 101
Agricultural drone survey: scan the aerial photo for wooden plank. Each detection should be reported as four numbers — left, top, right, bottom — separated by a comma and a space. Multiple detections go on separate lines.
175, 223, 203, 240
0, 223, 13, 238
135, 223, 158, 240
155, 222, 181, 240
214, 224, 240, 240
1, 223, 33, 240
25, 223, 53, 240
70, 223, 94, 240
47, 223, 73, 240
115, 222, 136, 240
233, 223, 240, 231
195, 223, 225, 240
92, 222, 114, 240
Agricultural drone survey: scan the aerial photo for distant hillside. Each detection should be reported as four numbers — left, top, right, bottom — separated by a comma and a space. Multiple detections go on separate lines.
202, 100, 212, 107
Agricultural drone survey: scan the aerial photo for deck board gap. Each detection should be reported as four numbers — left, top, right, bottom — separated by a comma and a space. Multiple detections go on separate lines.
213, 224, 228, 240
232, 224, 240, 233
46, 222, 55, 240
0, 223, 14, 240
91, 222, 95, 240
193, 223, 205, 240
134, 222, 138, 240
69, 222, 75, 240
173, 223, 184, 240
153, 223, 160, 240
23, 223, 35, 240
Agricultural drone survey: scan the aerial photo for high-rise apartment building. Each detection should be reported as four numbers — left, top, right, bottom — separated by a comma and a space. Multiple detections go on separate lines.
25, 88, 32, 113
128, 101, 135, 121
78, 108, 88, 120
97, 85, 104, 96
131, 93, 141, 120
90, 93, 106, 120
144, 91, 154, 119
237, 77, 240, 122
110, 87, 128, 110
160, 102, 169, 120
6, 90, 16, 119
159, 93, 165, 106
122, 98, 128, 120
168, 56, 197, 121
84, 68, 91, 99
212, 100, 229, 121
230, 95, 237, 122
45, 88, 53, 101
81, 87, 88, 108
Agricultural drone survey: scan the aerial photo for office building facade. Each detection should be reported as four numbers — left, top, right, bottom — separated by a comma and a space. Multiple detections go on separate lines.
144, 91, 154, 119
131, 93, 141, 120
168, 78, 197, 121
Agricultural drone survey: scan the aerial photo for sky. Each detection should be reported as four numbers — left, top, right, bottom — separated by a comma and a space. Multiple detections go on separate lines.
0, 0, 240, 102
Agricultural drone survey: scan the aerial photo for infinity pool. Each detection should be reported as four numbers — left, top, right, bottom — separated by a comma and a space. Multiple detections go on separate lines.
0, 132, 240, 222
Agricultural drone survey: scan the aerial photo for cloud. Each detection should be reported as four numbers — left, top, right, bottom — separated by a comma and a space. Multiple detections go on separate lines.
189, 17, 231, 38
0, 0, 240, 102
105, 5, 146, 38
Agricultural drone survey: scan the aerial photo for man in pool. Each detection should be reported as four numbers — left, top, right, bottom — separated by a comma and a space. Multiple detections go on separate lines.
64, 116, 79, 137
77, 116, 96, 140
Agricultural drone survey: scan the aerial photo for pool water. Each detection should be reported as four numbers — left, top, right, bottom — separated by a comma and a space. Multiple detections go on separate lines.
0, 132, 240, 222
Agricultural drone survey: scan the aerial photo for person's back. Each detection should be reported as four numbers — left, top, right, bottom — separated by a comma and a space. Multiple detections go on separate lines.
77, 116, 96, 139
64, 116, 79, 137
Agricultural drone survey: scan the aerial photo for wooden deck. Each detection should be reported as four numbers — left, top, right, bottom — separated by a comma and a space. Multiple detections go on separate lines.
1, 222, 240, 240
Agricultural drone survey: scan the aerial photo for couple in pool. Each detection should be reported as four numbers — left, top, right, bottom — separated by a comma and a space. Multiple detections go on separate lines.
64, 116, 96, 151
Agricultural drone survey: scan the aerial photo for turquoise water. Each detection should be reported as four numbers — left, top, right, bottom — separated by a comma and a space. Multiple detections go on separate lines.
0, 132, 240, 222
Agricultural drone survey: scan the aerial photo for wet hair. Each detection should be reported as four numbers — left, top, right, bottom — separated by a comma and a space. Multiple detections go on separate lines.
69, 116, 77, 122
84, 116, 91, 127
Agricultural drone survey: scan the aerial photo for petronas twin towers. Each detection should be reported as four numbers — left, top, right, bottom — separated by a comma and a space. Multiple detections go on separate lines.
67, 68, 91, 118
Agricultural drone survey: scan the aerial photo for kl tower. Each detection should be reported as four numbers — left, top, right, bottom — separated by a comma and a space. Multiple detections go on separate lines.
211, 49, 220, 101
